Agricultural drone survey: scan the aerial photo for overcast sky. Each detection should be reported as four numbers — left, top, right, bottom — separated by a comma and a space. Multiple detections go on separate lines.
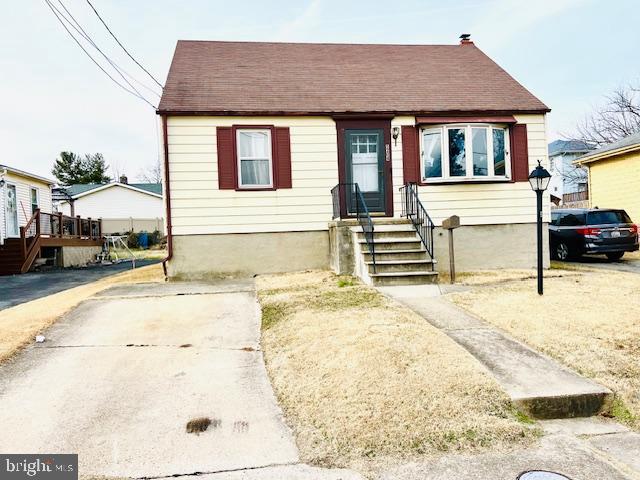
1, 0, 638, 180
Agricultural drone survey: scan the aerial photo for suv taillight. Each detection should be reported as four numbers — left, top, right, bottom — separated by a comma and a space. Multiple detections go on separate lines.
576, 227, 601, 236
631, 224, 638, 235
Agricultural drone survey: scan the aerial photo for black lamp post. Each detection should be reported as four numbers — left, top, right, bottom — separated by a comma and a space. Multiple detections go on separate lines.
528, 160, 552, 295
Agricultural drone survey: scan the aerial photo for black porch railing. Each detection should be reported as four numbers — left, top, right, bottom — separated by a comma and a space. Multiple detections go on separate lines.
400, 183, 435, 265
331, 183, 376, 273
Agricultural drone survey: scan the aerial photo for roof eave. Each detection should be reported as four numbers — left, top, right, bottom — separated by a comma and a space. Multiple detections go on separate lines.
574, 143, 640, 166
71, 182, 163, 199
0, 165, 55, 185
156, 108, 551, 116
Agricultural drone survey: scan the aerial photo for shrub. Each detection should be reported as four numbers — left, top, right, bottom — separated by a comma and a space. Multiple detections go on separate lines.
149, 229, 162, 246
126, 231, 139, 249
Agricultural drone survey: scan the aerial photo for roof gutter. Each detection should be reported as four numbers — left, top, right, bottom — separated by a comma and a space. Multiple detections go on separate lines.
160, 114, 173, 279
0, 167, 6, 246
574, 143, 640, 166
156, 108, 551, 116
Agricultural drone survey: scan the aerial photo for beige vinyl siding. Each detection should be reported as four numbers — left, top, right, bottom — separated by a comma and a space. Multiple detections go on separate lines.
167, 114, 548, 235
1, 172, 52, 239
391, 114, 550, 226
6, 172, 52, 223
167, 116, 338, 235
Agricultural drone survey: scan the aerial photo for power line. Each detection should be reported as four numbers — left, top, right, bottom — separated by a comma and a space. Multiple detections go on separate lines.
56, 0, 161, 99
85, 0, 163, 89
53, 0, 159, 102
43, 0, 156, 108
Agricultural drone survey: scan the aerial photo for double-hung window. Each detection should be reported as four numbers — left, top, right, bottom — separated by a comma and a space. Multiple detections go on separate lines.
30, 187, 39, 214
236, 129, 273, 188
420, 124, 510, 182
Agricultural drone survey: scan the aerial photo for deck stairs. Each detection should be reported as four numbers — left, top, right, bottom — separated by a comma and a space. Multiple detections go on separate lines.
353, 219, 438, 286
0, 238, 28, 275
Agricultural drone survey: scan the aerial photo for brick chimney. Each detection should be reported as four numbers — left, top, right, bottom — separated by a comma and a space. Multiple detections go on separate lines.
119, 174, 128, 184
459, 33, 473, 45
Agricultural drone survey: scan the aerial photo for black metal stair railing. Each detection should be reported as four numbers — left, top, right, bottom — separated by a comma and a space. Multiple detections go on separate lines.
400, 182, 435, 266
331, 183, 376, 273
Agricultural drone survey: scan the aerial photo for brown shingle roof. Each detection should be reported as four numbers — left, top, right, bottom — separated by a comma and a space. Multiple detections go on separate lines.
158, 40, 549, 115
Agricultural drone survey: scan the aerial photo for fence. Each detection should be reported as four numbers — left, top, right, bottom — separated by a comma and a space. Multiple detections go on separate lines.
100, 217, 164, 235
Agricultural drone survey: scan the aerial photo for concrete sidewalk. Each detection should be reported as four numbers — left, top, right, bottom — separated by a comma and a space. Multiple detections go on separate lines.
377, 284, 640, 479
379, 430, 639, 480
379, 285, 612, 420
0, 280, 362, 479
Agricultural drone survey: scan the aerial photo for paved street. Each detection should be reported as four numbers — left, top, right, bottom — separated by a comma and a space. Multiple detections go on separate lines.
568, 254, 640, 273
0, 259, 159, 310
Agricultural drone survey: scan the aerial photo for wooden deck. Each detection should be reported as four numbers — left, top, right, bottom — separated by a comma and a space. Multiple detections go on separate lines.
0, 210, 103, 275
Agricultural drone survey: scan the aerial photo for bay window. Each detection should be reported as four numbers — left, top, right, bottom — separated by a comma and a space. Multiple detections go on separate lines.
420, 124, 510, 182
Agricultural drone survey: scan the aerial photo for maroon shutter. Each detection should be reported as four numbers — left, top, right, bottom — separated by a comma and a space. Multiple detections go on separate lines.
510, 124, 529, 182
216, 126, 236, 189
274, 127, 292, 189
402, 126, 419, 184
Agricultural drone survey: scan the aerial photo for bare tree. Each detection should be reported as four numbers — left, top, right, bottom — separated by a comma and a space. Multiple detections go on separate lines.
110, 158, 125, 182
567, 83, 640, 147
558, 161, 588, 188
138, 160, 162, 183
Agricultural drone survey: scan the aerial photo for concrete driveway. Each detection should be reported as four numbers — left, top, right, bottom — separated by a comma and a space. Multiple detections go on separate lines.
0, 279, 359, 479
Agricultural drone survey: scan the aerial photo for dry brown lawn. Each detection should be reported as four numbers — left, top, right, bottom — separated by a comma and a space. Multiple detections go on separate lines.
449, 268, 640, 428
0, 264, 164, 363
256, 270, 538, 473
444, 268, 578, 286
625, 250, 640, 261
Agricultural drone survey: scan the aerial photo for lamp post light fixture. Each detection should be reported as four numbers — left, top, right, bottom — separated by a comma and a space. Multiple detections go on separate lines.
528, 160, 552, 295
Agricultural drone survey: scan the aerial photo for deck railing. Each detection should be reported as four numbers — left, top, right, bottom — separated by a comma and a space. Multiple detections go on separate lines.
20, 209, 103, 266
562, 190, 588, 204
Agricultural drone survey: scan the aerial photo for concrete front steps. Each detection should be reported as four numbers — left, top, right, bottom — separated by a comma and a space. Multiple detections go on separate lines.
354, 221, 438, 286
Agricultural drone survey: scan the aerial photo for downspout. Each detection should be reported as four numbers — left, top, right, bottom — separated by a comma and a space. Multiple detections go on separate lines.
161, 114, 173, 279
0, 167, 6, 245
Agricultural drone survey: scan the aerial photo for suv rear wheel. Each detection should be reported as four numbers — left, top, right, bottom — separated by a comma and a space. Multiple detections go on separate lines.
606, 252, 624, 261
554, 241, 571, 261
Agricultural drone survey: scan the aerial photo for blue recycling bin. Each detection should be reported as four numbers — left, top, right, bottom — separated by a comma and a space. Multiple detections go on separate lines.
138, 231, 149, 249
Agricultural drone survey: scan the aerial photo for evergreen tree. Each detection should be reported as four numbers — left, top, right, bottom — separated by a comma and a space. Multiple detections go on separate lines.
52, 152, 111, 185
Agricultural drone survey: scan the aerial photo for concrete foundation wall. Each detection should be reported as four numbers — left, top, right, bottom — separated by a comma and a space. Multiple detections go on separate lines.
170, 223, 547, 279
61, 246, 102, 268
168, 231, 330, 279
328, 223, 355, 275
328, 222, 549, 277
433, 223, 550, 273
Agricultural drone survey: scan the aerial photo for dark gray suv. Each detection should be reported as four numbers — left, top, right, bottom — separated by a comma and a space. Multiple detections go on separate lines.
549, 208, 639, 261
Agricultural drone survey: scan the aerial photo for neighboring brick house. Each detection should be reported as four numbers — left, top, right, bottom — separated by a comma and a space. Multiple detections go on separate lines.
157, 36, 551, 284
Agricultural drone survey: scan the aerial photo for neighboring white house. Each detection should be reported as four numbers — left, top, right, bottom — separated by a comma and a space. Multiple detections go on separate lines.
57, 179, 164, 234
0, 164, 54, 244
548, 140, 592, 203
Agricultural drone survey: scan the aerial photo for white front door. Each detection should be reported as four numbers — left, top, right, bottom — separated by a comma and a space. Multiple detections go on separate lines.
5, 184, 18, 237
